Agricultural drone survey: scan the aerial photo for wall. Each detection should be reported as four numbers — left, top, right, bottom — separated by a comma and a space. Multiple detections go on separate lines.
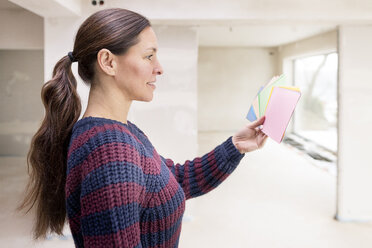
130, 26, 198, 162
198, 47, 278, 132
337, 25, 372, 221
0, 9, 43, 50
277, 27, 372, 221
0, 9, 43, 156
0, 50, 44, 156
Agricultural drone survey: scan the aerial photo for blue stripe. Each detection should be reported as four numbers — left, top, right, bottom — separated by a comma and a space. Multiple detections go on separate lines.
185, 160, 199, 197
129, 122, 154, 149
66, 187, 81, 218
71, 231, 84, 248
81, 202, 140, 236
160, 156, 178, 182
200, 154, 223, 190
71, 117, 132, 135
80, 161, 146, 198
173, 234, 181, 248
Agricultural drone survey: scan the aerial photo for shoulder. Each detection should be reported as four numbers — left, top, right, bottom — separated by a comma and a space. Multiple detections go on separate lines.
67, 117, 147, 180
68, 117, 143, 161
128, 121, 149, 139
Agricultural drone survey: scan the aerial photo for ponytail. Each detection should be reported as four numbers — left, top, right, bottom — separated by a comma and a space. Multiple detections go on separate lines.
17, 54, 81, 239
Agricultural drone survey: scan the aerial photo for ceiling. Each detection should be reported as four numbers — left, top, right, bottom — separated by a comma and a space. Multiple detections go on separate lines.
196, 24, 336, 47
0, 0, 20, 9
0, 0, 336, 47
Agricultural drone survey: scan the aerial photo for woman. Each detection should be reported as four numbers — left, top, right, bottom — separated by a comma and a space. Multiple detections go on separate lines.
18, 8, 267, 248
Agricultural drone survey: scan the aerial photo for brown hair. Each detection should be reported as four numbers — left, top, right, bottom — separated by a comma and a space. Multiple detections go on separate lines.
17, 8, 150, 239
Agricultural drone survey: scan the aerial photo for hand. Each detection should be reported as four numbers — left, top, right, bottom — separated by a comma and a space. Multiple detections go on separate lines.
232, 116, 268, 154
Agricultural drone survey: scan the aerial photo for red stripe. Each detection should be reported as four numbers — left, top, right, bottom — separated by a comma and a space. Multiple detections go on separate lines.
68, 123, 141, 157
183, 160, 190, 198
192, 156, 208, 195
83, 142, 160, 177
80, 142, 141, 177
146, 175, 180, 208
83, 223, 141, 248
81, 182, 146, 217
140, 199, 185, 234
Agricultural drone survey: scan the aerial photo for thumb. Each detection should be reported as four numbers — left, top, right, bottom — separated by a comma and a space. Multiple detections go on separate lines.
249, 116, 265, 128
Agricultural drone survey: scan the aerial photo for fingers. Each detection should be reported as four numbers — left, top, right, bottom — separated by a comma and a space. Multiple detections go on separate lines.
261, 134, 268, 147
250, 116, 266, 129
257, 131, 268, 148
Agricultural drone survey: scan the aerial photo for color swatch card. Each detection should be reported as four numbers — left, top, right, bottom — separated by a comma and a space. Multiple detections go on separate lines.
246, 75, 288, 122
246, 75, 301, 143
261, 87, 301, 143
246, 86, 263, 122
258, 74, 287, 117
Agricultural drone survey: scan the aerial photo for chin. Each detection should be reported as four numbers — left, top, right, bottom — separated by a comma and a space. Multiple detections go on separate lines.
137, 94, 154, 102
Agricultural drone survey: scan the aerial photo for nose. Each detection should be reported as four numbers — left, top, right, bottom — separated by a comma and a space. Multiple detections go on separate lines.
154, 60, 163, 75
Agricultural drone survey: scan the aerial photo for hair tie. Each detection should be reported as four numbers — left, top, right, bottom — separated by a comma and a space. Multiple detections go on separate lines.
68, 52, 77, 63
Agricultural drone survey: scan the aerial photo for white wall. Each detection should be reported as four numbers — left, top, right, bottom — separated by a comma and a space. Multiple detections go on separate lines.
130, 26, 198, 163
337, 25, 372, 221
277, 27, 372, 221
0, 50, 44, 156
0, 9, 43, 50
0, 9, 43, 156
198, 47, 278, 132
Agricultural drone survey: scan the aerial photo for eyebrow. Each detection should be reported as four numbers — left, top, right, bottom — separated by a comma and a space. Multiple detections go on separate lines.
146, 47, 157, 52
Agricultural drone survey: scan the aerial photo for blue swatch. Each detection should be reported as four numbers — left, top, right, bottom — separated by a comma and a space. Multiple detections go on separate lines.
246, 105, 257, 122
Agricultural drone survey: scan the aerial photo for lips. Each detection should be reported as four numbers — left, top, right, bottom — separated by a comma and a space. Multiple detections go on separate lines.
147, 81, 156, 89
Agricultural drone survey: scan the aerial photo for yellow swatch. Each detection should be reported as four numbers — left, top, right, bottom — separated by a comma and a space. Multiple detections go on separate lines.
264, 86, 300, 115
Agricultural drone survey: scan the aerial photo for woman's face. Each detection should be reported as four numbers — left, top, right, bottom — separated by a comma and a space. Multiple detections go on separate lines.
114, 26, 163, 102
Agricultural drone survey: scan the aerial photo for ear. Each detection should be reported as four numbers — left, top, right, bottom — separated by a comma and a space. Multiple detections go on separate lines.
96, 48, 117, 76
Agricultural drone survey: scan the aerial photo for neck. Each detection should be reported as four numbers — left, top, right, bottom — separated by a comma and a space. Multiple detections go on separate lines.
83, 82, 132, 125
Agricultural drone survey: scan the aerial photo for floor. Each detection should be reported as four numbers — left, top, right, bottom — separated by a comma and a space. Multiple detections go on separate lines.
0, 131, 371, 247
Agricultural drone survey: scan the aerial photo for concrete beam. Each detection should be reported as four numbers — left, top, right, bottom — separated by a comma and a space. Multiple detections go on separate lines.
9, 0, 81, 17
79, 0, 372, 25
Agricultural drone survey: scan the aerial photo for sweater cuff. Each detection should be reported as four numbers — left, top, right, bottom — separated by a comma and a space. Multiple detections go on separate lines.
220, 136, 245, 162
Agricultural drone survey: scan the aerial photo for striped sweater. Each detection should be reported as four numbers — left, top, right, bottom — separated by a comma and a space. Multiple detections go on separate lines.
66, 116, 245, 248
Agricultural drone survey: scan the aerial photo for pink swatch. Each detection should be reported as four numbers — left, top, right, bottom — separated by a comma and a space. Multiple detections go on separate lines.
262, 87, 301, 143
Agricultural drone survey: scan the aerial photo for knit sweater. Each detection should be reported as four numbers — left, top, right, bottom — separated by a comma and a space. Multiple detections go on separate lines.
66, 116, 245, 248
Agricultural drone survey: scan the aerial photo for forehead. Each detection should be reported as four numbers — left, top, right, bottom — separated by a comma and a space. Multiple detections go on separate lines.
135, 27, 158, 50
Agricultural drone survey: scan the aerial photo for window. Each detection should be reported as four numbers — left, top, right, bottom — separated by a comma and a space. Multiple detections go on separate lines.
292, 52, 338, 153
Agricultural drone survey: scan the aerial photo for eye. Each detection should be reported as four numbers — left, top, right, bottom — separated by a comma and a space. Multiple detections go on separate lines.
146, 54, 153, 61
